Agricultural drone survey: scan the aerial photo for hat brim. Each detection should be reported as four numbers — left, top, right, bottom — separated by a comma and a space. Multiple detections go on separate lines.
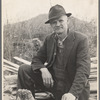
45, 13, 72, 24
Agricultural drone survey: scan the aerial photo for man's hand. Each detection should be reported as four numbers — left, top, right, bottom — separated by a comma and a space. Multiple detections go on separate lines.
61, 93, 76, 100
40, 68, 54, 88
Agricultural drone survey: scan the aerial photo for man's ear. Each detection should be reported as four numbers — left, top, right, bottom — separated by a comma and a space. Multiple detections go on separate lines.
67, 18, 70, 25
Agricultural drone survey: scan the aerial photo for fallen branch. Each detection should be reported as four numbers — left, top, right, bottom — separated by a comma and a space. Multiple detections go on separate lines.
3, 59, 20, 69
3, 67, 18, 74
4, 75, 17, 80
91, 63, 97, 68
91, 57, 97, 62
4, 64, 18, 71
90, 82, 97, 93
13, 57, 31, 65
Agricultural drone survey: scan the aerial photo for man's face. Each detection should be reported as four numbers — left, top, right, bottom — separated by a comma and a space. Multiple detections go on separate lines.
50, 15, 68, 35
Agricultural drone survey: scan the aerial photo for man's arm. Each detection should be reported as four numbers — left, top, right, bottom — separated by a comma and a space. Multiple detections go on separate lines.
69, 37, 90, 98
31, 36, 54, 88
31, 37, 47, 71
40, 68, 54, 88
61, 37, 90, 100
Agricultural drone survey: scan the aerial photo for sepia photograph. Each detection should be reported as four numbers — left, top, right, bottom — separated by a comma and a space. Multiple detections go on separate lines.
2, 0, 98, 100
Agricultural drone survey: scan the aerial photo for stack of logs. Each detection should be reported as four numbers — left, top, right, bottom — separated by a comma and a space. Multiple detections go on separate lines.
3, 57, 97, 100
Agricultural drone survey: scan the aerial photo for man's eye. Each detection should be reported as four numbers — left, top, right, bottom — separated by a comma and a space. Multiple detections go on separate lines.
59, 20, 63, 22
53, 21, 57, 24
51, 21, 57, 24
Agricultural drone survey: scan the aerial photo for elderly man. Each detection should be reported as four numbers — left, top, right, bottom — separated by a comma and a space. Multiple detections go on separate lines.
17, 4, 90, 100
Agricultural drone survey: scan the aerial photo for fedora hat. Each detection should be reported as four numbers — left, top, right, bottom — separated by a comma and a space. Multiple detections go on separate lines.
45, 4, 72, 24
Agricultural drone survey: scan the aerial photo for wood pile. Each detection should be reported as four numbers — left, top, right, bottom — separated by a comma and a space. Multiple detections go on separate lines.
89, 57, 97, 100
3, 57, 97, 100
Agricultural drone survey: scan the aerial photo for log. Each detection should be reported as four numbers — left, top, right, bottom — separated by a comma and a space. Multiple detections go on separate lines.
4, 75, 17, 80
89, 78, 97, 82
89, 97, 97, 100
90, 71, 97, 75
89, 74, 97, 78
3, 67, 18, 74
9, 84, 17, 88
90, 69, 97, 73
4, 64, 18, 71
3, 59, 20, 69
90, 81, 97, 92
91, 57, 97, 61
13, 56, 48, 66
13, 57, 31, 65
91, 63, 97, 68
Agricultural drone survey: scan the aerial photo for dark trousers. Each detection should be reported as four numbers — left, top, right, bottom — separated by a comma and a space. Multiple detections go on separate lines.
17, 64, 90, 100
17, 64, 64, 100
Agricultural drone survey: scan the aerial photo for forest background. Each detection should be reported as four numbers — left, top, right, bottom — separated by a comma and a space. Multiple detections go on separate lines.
3, 0, 97, 65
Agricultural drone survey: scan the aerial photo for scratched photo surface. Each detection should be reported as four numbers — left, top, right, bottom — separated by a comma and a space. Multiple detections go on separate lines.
2, 0, 98, 100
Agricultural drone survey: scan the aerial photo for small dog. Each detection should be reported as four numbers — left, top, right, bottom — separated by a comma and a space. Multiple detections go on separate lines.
16, 89, 35, 100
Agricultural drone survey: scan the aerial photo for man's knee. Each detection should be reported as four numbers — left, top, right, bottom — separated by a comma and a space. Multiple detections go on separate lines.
18, 64, 31, 74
